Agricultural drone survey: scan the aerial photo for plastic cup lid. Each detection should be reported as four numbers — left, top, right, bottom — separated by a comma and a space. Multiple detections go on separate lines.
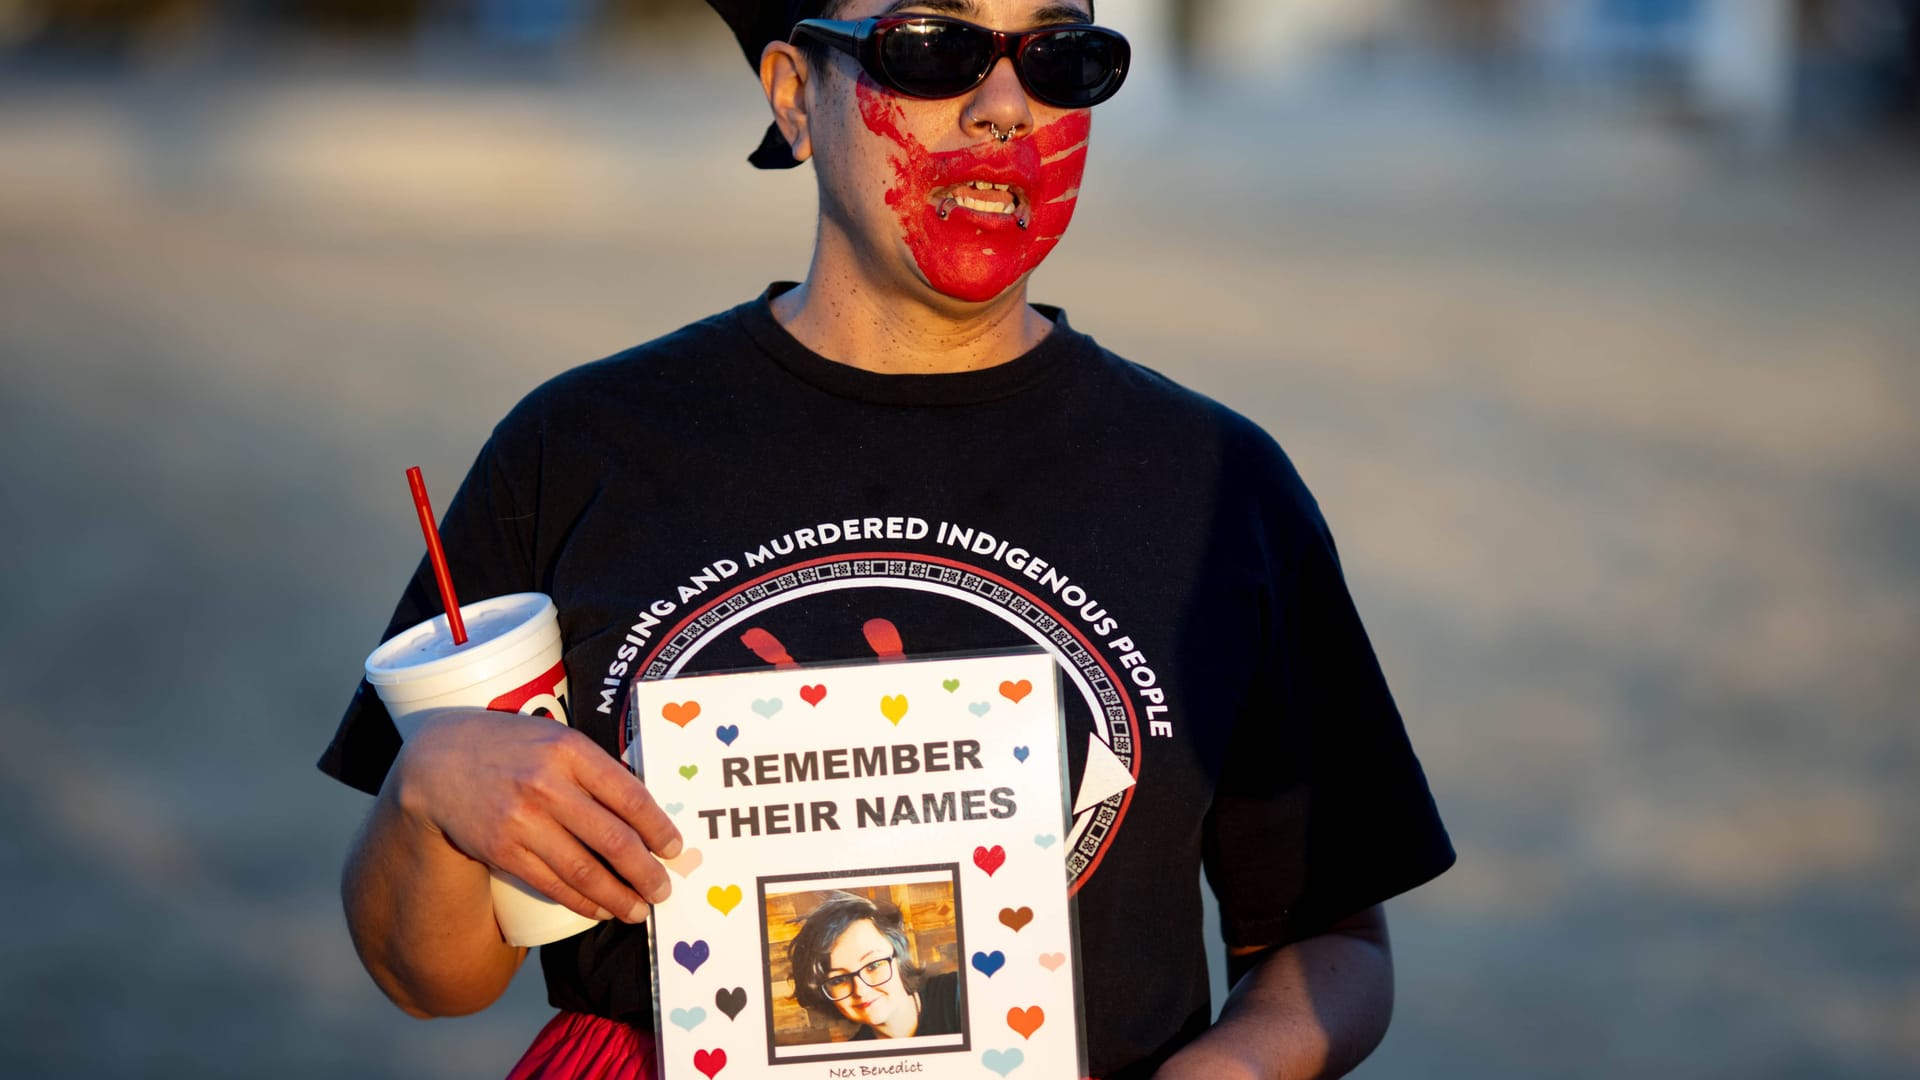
366, 592, 558, 690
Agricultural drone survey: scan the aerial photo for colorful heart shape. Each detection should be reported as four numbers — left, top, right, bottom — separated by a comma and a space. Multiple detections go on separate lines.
1013, 746, 1029, 762
1033, 833, 1056, 849
678, 764, 699, 780
1037, 952, 1066, 972
663, 701, 701, 727
998, 679, 1032, 704
968, 701, 990, 717
751, 698, 782, 718
707, 884, 743, 915
799, 684, 827, 706
880, 694, 908, 724
715, 986, 747, 1020
669, 1006, 707, 1031
693, 1048, 727, 1080
942, 678, 960, 692
715, 724, 739, 746
1007, 1006, 1045, 1040
998, 906, 1034, 932
982, 1048, 1024, 1077
663, 848, 703, 878
973, 844, 1006, 876
672, 939, 710, 974
971, 950, 1006, 977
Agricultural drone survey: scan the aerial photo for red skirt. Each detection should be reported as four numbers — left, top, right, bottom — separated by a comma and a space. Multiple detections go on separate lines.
506, 1012, 656, 1080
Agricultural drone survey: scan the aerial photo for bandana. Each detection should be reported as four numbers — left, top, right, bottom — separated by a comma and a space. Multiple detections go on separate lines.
705, 0, 834, 169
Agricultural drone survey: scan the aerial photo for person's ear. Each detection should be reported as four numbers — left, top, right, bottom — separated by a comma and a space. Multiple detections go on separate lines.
761, 42, 813, 163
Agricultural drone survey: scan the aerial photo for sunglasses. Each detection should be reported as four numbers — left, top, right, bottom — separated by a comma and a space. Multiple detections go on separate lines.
789, 16, 1131, 110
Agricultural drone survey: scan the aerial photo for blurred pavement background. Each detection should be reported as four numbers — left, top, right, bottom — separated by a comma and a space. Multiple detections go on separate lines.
2, 0, 1917, 1077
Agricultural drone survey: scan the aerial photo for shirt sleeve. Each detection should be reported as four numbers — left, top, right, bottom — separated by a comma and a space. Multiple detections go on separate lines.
316, 417, 542, 796
1201, 450, 1454, 949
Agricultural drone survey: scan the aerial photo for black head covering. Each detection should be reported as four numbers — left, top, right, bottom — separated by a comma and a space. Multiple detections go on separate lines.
706, 0, 836, 169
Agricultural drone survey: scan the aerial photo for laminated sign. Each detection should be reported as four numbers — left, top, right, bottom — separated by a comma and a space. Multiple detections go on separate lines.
630, 650, 1084, 1080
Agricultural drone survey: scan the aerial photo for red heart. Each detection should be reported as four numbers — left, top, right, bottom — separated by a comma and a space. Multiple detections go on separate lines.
973, 845, 1006, 876
693, 1049, 727, 1079
662, 701, 701, 728
998, 906, 1034, 931
1008, 1005, 1046, 1039
999, 679, 1032, 703
799, 684, 827, 706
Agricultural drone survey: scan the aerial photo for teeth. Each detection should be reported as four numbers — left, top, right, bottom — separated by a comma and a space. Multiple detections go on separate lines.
967, 181, 1012, 191
954, 194, 1015, 214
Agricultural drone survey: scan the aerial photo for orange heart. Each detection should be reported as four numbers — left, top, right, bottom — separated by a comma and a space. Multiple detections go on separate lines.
662, 701, 701, 728
998, 906, 1034, 932
1007, 1005, 1045, 1040
998, 679, 1032, 704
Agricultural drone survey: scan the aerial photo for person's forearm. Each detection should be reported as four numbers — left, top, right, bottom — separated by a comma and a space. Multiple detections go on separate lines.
1154, 908, 1394, 1080
342, 778, 525, 1018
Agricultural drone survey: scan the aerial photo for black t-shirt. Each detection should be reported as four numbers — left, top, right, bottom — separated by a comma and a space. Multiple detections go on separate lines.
320, 284, 1454, 1080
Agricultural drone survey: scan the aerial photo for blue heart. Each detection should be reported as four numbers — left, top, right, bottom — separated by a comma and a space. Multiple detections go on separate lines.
668, 1006, 706, 1031
971, 950, 1006, 977
751, 698, 782, 718
968, 702, 990, 717
1013, 746, 1029, 762
982, 1048, 1025, 1077
715, 724, 739, 746
673, 939, 710, 974
663, 802, 684, 815
1034, 833, 1056, 849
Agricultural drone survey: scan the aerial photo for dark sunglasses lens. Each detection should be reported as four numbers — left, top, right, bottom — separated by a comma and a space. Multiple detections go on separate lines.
879, 21, 996, 98
1022, 29, 1127, 107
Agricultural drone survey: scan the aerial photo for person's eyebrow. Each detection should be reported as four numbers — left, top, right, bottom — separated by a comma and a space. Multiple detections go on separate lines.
1028, 3, 1096, 25
876, 0, 977, 17
827, 948, 890, 974
874, 0, 1095, 24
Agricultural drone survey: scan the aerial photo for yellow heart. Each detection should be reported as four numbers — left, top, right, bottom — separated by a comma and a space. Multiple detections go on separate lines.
880, 695, 909, 724
707, 884, 743, 915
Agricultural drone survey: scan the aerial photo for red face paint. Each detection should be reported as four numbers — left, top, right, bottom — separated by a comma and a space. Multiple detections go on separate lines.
858, 77, 1091, 304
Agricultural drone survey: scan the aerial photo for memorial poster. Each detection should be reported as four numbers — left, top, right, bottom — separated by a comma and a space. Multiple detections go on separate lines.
630, 651, 1083, 1080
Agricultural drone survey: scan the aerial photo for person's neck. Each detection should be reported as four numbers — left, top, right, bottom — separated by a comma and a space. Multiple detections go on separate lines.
872, 992, 922, 1039
771, 253, 1054, 375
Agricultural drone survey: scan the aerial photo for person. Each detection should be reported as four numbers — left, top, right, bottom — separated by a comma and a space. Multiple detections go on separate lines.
318, 1, 1456, 1078
784, 891, 962, 1042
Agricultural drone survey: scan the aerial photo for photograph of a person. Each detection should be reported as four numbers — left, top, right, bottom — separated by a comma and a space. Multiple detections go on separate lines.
761, 867, 967, 1061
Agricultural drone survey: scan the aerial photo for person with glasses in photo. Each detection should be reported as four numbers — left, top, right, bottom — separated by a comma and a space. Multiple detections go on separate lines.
321, 1, 1455, 1078
785, 892, 962, 1041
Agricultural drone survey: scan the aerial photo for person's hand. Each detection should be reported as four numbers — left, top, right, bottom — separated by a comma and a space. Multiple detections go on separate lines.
388, 709, 683, 923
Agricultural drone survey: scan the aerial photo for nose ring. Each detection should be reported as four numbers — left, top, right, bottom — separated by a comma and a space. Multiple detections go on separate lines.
990, 123, 1014, 143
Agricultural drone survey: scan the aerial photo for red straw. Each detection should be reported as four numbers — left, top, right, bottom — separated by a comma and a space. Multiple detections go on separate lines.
406, 466, 468, 646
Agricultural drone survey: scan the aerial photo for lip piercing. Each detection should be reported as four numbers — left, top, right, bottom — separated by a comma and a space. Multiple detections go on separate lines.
1017, 216, 1028, 229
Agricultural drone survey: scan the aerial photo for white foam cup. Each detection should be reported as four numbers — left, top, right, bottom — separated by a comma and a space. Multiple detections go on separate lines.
365, 592, 602, 947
